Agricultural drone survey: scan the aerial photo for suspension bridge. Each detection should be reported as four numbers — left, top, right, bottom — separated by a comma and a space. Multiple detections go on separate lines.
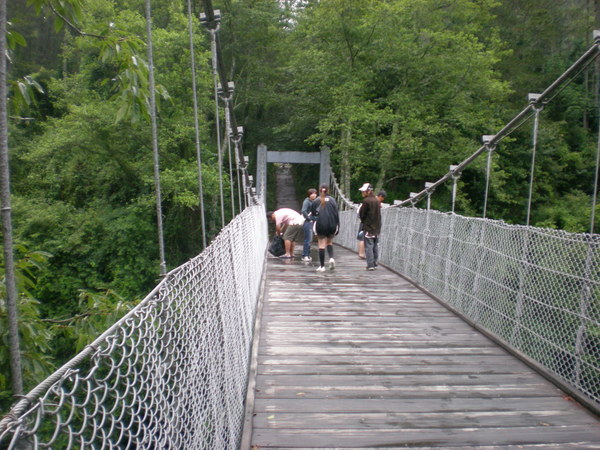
244, 245, 600, 448
2, 2, 600, 449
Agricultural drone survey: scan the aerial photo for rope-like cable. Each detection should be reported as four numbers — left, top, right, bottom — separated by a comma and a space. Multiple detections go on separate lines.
451, 172, 459, 213
330, 172, 356, 210
591, 69, 600, 234
526, 107, 542, 226
200, 0, 257, 208
482, 144, 494, 219
385, 40, 600, 211
186, 0, 207, 248
145, 0, 167, 275
236, 145, 243, 213
537, 46, 600, 107
210, 28, 225, 228
224, 104, 236, 217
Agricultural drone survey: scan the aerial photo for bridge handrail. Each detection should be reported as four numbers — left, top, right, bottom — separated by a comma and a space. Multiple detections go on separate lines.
0, 204, 268, 449
330, 172, 358, 211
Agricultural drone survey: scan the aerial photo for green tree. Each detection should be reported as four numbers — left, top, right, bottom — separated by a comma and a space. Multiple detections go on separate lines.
0, 247, 53, 410
282, 0, 509, 202
2, 0, 227, 406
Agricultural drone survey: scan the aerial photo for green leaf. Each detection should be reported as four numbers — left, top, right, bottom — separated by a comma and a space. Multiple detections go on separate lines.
53, 16, 64, 32
6, 30, 27, 50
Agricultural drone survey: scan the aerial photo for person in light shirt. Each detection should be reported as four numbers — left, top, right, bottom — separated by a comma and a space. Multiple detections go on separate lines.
267, 208, 305, 258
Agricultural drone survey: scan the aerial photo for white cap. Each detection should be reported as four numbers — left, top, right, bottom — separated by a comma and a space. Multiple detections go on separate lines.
358, 183, 373, 192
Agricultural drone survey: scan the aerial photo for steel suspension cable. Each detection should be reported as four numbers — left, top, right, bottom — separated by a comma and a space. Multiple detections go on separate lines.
236, 143, 243, 212
450, 168, 460, 213
390, 37, 600, 211
210, 28, 226, 228
526, 105, 542, 226
224, 104, 236, 217
144, 0, 167, 275
186, 0, 207, 249
591, 79, 600, 234
482, 143, 494, 219
201, 0, 255, 207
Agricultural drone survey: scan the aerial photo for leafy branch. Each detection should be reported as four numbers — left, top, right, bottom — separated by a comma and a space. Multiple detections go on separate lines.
10, 0, 169, 122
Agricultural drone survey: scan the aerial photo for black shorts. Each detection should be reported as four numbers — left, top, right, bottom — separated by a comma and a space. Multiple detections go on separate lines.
314, 222, 339, 237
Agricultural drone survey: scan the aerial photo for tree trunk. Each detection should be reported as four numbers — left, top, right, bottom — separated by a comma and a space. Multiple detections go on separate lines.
0, 0, 24, 396
375, 122, 398, 192
340, 125, 351, 195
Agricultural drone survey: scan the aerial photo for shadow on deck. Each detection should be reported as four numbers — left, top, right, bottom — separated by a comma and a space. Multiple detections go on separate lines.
242, 245, 600, 449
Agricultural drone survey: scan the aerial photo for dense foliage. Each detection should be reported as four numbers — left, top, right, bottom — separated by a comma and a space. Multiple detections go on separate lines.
2, 0, 598, 411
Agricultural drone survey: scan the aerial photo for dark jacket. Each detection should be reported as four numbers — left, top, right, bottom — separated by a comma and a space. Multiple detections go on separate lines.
311, 195, 339, 236
359, 193, 381, 235
301, 197, 314, 221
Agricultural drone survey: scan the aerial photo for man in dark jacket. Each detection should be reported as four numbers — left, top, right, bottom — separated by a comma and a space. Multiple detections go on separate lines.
301, 188, 318, 261
358, 183, 381, 271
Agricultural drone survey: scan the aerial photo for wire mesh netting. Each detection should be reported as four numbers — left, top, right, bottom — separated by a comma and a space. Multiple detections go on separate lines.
338, 207, 600, 410
0, 204, 267, 449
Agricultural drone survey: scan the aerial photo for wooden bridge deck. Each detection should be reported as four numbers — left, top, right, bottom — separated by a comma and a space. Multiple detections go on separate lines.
242, 245, 600, 449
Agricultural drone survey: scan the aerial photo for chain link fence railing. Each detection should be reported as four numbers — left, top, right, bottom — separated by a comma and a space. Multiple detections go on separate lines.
0, 204, 267, 449
338, 207, 600, 412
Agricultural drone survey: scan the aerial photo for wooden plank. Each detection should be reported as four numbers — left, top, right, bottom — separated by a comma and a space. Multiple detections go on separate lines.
257, 354, 531, 365
261, 330, 491, 337
255, 373, 549, 387
246, 245, 600, 448
252, 411, 599, 428
251, 426, 600, 448
254, 384, 560, 400
259, 337, 500, 346
263, 313, 474, 327
257, 364, 535, 376
262, 324, 482, 332
252, 397, 597, 416
259, 346, 506, 356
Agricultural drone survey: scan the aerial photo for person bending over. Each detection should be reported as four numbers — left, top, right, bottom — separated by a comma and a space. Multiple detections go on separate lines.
267, 208, 304, 258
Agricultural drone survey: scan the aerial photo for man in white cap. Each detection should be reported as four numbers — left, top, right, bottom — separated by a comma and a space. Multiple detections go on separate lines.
358, 183, 381, 270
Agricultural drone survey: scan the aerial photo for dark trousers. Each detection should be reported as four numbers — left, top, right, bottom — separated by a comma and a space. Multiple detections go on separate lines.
365, 236, 379, 268
302, 220, 313, 257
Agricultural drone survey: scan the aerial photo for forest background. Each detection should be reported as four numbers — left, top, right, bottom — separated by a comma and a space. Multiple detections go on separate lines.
1, 0, 599, 412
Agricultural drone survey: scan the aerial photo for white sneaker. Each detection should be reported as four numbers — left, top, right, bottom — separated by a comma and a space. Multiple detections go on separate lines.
302, 256, 312, 262
316, 266, 326, 272
329, 258, 335, 270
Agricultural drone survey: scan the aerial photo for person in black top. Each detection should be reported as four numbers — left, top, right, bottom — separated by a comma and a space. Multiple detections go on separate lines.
358, 183, 381, 271
358, 189, 386, 259
311, 184, 340, 272
301, 188, 318, 262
